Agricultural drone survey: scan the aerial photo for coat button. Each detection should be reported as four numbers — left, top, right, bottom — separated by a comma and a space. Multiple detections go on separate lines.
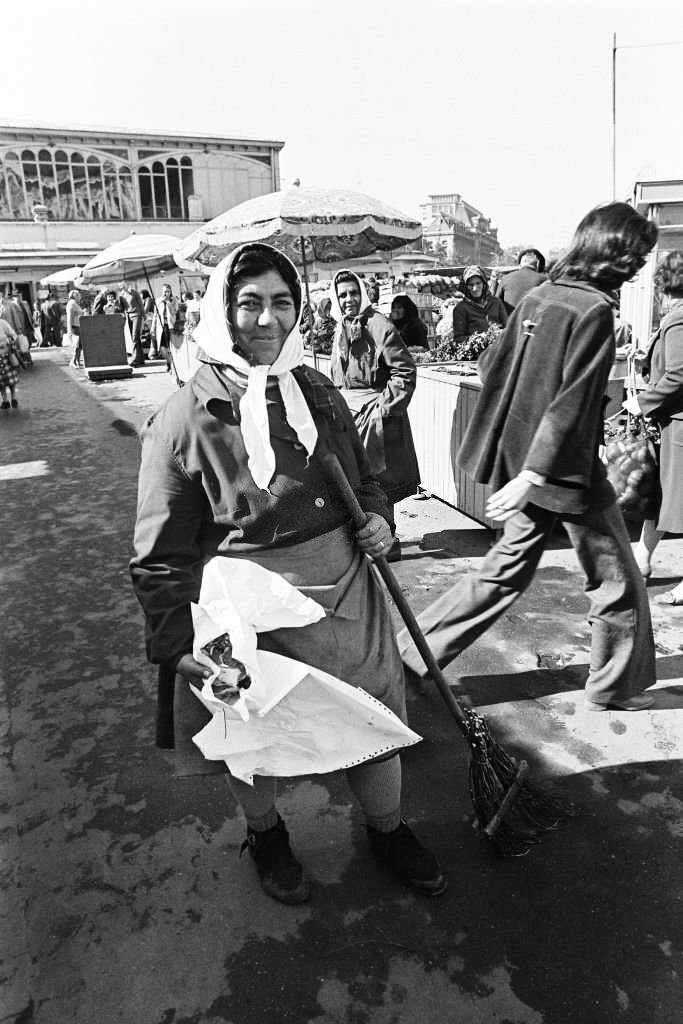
314, 497, 325, 508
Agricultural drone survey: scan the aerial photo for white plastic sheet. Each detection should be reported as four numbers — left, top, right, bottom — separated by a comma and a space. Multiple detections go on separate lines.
189, 557, 421, 784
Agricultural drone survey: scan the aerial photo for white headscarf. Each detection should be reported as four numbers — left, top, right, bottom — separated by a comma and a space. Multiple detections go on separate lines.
328, 270, 372, 323
192, 244, 318, 491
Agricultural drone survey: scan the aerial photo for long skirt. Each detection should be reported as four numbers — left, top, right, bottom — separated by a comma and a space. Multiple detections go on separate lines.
657, 419, 683, 533
339, 387, 420, 503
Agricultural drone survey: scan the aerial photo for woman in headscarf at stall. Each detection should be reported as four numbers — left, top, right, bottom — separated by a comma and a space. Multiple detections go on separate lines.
452, 265, 508, 346
390, 293, 430, 350
130, 242, 445, 906
329, 271, 420, 562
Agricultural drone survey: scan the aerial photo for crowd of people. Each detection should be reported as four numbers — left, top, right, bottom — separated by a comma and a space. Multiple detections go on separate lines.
127, 201, 683, 908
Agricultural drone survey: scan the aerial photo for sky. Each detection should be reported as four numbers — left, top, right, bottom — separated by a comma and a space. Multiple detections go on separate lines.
2, 0, 683, 255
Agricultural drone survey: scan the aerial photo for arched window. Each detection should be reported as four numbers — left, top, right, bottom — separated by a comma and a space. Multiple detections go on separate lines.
21, 149, 41, 209
166, 157, 182, 219
118, 164, 136, 219
5, 150, 28, 217
138, 154, 194, 219
103, 159, 121, 219
55, 149, 73, 219
70, 152, 89, 217
180, 156, 194, 218
138, 165, 153, 218
152, 160, 168, 218
38, 148, 57, 218
87, 155, 105, 219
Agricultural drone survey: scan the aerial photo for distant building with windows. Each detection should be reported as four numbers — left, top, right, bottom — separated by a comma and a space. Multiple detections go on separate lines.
420, 192, 501, 266
0, 120, 284, 300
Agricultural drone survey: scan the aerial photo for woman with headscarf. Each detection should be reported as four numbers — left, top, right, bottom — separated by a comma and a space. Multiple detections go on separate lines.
452, 266, 508, 346
130, 243, 445, 906
329, 271, 420, 561
311, 295, 336, 354
390, 294, 429, 350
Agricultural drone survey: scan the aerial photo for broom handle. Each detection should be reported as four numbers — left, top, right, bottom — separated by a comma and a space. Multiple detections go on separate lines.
322, 452, 471, 737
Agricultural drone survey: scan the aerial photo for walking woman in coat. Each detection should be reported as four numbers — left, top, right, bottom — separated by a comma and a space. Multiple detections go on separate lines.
398, 202, 658, 712
629, 251, 683, 605
329, 270, 420, 561
130, 243, 445, 905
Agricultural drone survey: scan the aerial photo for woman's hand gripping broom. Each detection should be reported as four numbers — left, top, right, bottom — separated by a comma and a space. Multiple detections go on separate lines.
321, 451, 564, 856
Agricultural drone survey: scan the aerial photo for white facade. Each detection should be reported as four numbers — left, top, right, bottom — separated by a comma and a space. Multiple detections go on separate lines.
0, 121, 283, 301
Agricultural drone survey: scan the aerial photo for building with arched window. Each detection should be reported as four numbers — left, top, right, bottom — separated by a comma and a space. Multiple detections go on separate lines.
0, 121, 284, 300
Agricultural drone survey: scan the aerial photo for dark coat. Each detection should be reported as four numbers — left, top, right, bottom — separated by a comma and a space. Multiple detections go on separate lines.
497, 266, 548, 313
457, 278, 616, 515
130, 362, 391, 668
637, 301, 683, 532
330, 308, 420, 502
452, 292, 507, 344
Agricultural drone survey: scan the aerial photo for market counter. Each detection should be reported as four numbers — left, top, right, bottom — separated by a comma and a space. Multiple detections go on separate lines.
303, 353, 495, 526
407, 364, 495, 527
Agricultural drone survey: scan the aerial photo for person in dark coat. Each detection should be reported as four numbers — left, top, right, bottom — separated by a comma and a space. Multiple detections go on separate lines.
452, 266, 507, 345
390, 294, 429, 349
329, 270, 420, 561
119, 283, 146, 367
45, 292, 63, 347
130, 242, 445, 904
496, 249, 548, 314
628, 251, 683, 605
398, 202, 659, 712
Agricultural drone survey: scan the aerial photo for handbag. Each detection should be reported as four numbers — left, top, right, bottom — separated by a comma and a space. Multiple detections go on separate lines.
603, 357, 660, 519
8, 347, 20, 368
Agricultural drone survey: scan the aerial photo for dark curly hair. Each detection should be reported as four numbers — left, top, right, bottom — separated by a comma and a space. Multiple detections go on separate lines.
550, 202, 658, 291
654, 250, 683, 297
226, 243, 301, 313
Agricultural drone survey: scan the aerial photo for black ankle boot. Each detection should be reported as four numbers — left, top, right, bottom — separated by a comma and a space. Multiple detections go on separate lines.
367, 819, 447, 895
240, 815, 310, 904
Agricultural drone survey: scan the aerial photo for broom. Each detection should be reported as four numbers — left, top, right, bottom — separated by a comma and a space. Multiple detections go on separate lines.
322, 451, 564, 857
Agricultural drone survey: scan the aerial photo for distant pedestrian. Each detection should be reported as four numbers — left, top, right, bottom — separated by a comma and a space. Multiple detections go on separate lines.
496, 249, 548, 314
44, 292, 64, 347
399, 202, 659, 713
150, 283, 180, 372
0, 318, 20, 409
119, 283, 146, 367
66, 290, 84, 368
32, 300, 44, 346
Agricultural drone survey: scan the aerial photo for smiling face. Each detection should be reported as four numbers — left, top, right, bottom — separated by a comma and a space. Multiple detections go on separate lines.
229, 269, 297, 365
336, 278, 362, 318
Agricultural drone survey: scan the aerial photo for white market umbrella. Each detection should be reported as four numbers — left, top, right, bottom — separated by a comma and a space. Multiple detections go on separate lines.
40, 265, 84, 286
175, 185, 422, 270
77, 232, 182, 286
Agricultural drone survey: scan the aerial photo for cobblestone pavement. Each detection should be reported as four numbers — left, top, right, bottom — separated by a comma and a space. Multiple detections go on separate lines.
1, 350, 681, 1024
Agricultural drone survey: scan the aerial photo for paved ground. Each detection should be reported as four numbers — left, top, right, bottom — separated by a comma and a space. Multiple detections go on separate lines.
1, 350, 682, 1024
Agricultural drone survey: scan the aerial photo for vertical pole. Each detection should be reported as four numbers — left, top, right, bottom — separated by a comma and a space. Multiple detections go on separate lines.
611, 32, 617, 200
299, 236, 318, 371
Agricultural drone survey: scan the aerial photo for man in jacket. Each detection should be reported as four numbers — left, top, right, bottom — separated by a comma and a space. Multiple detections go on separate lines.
496, 249, 548, 314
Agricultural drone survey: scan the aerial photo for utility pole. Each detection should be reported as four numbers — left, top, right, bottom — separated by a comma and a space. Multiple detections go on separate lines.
611, 32, 617, 200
